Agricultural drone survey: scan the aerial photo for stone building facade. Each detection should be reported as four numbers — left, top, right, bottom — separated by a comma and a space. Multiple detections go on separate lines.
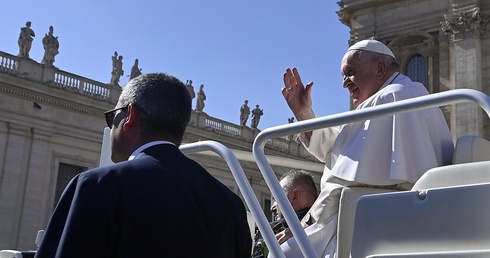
338, 0, 490, 140
0, 50, 321, 250
3, 0, 490, 251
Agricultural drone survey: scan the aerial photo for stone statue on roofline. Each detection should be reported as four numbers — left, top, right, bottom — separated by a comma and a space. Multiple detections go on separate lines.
129, 59, 142, 80
185, 80, 196, 100
240, 100, 250, 126
288, 117, 296, 141
18, 21, 35, 58
251, 104, 264, 129
195, 84, 206, 112
110, 51, 124, 86
41, 26, 59, 66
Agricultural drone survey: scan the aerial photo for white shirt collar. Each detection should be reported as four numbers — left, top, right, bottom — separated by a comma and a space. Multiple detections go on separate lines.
356, 72, 401, 110
379, 71, 401, 91
128, 141, 175, 160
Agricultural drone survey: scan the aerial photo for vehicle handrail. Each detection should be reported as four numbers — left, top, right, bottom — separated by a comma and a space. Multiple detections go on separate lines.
252, 89, 490, 258
179, 140, 286, 258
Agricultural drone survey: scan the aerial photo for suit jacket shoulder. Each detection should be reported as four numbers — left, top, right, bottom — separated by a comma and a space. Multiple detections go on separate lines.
36, 144, 252, 258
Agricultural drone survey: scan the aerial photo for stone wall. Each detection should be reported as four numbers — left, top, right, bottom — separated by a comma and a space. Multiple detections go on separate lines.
337, 0, 490, 140
0, 50, 322, 250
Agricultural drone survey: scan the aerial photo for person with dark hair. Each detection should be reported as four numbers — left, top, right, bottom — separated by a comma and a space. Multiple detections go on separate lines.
278, 40, 454, 257
36, 73, 252, 258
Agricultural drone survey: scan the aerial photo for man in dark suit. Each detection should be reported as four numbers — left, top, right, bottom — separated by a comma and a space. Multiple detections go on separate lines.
35, 73, 252, 258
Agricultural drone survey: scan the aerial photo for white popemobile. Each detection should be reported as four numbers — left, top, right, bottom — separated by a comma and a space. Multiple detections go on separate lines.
252, 88, 490, 258
1, 89, 490, 258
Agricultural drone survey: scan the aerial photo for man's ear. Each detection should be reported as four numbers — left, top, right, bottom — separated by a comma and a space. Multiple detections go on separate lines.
123, 105, 139, 131
376, 59, 388, 80
291, 189, 300, 202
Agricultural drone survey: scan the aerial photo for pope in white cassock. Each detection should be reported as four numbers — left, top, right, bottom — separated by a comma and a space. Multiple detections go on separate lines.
277, 40, 454, 257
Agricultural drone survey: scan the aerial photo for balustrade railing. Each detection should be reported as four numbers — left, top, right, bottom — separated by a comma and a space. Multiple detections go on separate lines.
1, 51, 310, 156
53, 70, 110, 101
54, 72, 80, 91
0, 51, 117, 103
0, 52, 17, 74
205, 116, 241, 137
193, 113, 311, 158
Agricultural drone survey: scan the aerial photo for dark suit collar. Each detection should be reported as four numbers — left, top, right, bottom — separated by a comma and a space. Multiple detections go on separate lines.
134, 143, 180, 160
129, 141, 175, 160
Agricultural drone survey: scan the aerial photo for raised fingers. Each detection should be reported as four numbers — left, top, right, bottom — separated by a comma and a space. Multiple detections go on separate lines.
283, 68, 295, 89
291, 67, 304, 87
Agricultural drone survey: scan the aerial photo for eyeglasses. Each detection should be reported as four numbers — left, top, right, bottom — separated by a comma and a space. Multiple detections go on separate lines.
104, 104, 129, 129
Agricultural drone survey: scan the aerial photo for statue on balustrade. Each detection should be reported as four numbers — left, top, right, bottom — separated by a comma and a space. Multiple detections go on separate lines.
240, 100, 250, 126
18, 21, 35, 58
288, 117, 296, 141
129, 59, 142, 80
41, 26, 59, 66
185, 80, 196, 100
110, 51, 124, 86
251, 104, 264, 129
195, 84, 206, 112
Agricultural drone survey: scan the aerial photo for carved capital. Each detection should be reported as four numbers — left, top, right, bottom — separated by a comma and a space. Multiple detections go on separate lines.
337, 10, 350, 27
441, 8, 490, 42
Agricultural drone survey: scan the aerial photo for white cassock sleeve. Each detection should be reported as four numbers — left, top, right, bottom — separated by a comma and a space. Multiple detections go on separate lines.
301, 76, 454, 208
328, 81, 453, 186
294, 74, 454, 243
302, 125, 342, 170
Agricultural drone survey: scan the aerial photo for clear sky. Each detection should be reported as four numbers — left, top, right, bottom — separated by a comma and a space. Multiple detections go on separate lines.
1, 0, 351, 130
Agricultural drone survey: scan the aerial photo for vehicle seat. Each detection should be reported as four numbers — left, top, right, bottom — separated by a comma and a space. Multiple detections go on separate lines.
412, 135, 490, 190
350, 183, 490, 257
453, 135, 490, 164
336, 187, 398, 258
412, 160, 490, 190
349, 135, 490, 257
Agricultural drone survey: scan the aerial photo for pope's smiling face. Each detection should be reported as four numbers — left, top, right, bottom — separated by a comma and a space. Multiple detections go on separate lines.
341, 50, 382, 107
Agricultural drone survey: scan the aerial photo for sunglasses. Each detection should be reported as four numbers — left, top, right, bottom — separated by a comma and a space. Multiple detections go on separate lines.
104, 104, 129, 128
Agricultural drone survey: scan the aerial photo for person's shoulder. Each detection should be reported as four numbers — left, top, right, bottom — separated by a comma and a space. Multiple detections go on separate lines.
203, 171, 244, 204
379, 78, 428, 102
77, 163, 113, 180
75, 160, 154, 194
79, 160, 138, 181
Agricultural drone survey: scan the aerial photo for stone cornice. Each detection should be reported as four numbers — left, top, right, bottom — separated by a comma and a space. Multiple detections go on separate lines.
441, 7, 490, 42
0, 83, 105, 117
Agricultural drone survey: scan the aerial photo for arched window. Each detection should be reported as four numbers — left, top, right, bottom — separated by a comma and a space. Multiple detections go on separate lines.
407, 54, 428, 87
